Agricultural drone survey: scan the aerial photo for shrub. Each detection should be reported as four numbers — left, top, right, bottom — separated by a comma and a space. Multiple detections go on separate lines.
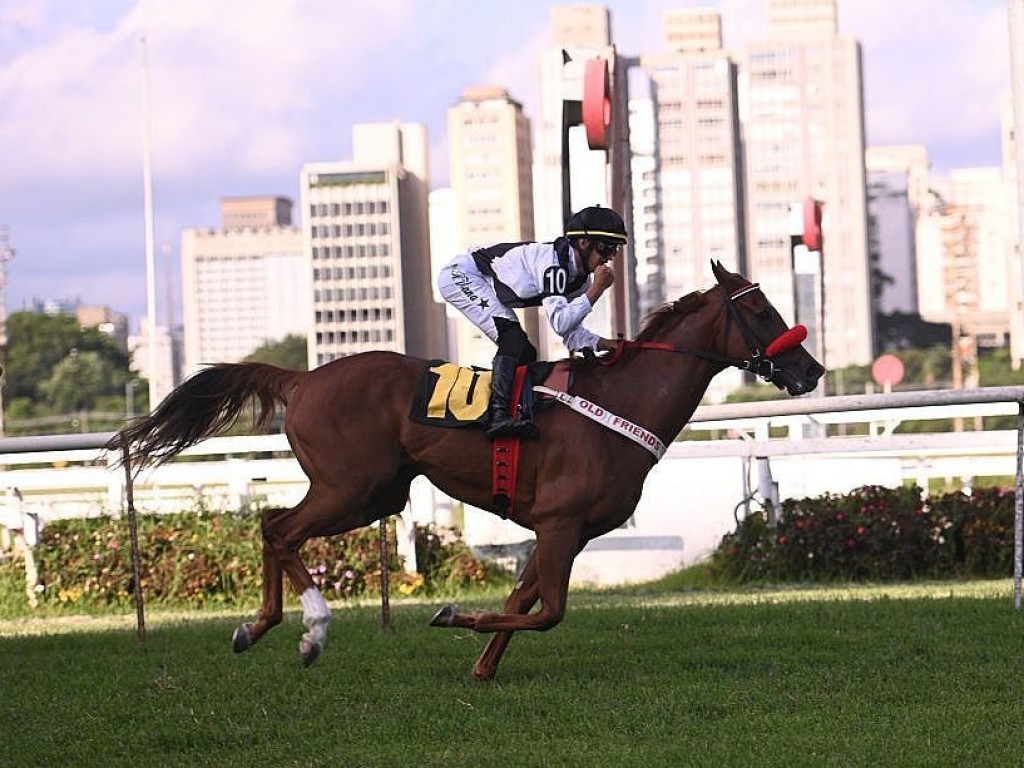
711, 484, 1017, 583
11, 509, 503, 612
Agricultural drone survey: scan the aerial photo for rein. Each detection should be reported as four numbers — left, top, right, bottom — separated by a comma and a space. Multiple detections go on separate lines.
603, 282, 807, 381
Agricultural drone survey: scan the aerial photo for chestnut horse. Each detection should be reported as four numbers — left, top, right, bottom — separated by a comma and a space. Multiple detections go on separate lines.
108, 261, 823, 680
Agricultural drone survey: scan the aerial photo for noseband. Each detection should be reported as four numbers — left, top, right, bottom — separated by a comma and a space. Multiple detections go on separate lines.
606, 282, 807, 381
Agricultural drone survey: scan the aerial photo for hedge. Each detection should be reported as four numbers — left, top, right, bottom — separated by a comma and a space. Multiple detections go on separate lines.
712, 485, 1017, 582
0, 507, 507, 613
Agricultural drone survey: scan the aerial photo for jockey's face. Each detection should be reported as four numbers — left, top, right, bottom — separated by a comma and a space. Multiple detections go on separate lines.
582, 239, 621, 272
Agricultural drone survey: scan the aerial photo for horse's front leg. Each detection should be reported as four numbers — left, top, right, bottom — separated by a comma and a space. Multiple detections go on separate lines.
232, 508, 288, 654
431, 518, 582, 677
470, 550, 541, 681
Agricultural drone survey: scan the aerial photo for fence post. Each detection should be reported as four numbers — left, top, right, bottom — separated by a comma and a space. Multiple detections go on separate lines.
1014, 400, 1023, 612
123, 445, 146, 643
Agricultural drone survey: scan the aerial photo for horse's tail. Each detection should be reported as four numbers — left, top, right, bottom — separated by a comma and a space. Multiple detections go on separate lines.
106, 362, 304, 469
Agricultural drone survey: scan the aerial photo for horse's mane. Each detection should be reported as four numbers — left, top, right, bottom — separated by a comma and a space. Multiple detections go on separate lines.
635, 289, 707, 342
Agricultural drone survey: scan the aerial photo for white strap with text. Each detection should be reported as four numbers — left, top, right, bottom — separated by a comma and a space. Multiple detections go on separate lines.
533, 386, 667, 461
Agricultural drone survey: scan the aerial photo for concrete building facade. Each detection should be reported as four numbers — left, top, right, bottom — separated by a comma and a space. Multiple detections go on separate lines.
180, 196, 306, 376
301, 122, 446, 368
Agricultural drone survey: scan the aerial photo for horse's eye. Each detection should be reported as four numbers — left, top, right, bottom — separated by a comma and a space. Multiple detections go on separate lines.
755, 308, 772, 322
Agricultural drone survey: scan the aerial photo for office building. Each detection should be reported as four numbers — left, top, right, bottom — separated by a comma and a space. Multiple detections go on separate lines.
644, 8, 745, 302
740, 0, 873, 368
534, 4, 637, 356
445, 86, 539, 367
181, 196, 306, 375
302, 122, 447, 367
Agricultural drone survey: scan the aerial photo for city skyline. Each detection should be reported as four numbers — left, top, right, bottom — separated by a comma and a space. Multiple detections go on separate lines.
0, 0, 1012, 331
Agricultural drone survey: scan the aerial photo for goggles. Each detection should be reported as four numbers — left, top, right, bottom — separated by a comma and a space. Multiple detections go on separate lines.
594, 241, 621, 258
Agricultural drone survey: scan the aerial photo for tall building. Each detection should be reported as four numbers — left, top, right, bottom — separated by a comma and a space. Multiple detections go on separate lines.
628, 93, 663, 321
916, 168, 1015, 350
180, 196, 306, 375
643, 8, 745, 301
301, 122, 447, 367
865, 171, 917, 317
447, 86, 535, 250
446, 86, 539, 367
740, 0, 873, 369
640, 8, 745, 401
534, 4, 637, 357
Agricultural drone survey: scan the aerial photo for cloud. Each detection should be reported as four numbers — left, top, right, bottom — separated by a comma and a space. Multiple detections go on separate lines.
0, 0, 417, 190
841, 0, 1009, 169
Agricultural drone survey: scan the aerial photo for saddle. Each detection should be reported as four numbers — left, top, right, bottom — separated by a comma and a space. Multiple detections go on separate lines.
410, 359, 572, 518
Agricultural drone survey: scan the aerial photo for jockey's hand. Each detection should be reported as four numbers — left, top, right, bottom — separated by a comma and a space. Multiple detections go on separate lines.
593, 263, 615, 289
587, 264, 615, 304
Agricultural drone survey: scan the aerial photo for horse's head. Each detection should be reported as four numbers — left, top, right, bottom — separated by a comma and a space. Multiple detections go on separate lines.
710, 260, 825, 396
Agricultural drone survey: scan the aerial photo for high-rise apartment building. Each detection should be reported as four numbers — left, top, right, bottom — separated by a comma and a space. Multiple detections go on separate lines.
741, 0, 873, 368
180, 196, 306, 375
535, 4, 637, 356
643, 8, 745, 302
639, 9, 745, 401
446, 86, 538, 366
628, 94, 663, 320
916, 167, 1014, 349
301, 122, 446, 367
447, 86, 535, 250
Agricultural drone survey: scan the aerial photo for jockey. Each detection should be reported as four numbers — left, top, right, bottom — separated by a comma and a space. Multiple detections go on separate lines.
437, 205, 627, 439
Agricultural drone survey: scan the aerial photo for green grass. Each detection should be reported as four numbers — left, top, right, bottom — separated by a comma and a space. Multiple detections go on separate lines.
0, 582, 1021, 767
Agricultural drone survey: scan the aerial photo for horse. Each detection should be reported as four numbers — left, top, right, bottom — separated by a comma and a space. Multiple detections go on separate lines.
108, 260, 824, 680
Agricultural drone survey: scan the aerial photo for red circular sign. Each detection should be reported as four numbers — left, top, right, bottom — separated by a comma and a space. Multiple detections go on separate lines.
871, 354, 905, 387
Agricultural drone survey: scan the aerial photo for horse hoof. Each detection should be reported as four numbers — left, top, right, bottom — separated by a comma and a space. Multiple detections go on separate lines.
299, 637, 322, 668
429, 603, 458, 627
232, 623, 255, 654
471, 664, 496, 682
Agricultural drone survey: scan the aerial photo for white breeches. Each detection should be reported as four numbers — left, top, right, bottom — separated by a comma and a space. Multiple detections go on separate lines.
437, 255, 518, 344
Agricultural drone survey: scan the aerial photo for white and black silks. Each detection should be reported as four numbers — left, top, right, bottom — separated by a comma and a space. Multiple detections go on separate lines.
436, 238, 603, 354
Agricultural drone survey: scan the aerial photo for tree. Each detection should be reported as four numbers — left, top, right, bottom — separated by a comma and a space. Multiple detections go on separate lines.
3, 311, 133, 403
244, 334, 308, 370
39, 350, 118, 413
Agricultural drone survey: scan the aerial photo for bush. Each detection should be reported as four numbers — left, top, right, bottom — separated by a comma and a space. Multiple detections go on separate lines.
6, 509, 504, 613
711, 484, 1017, 583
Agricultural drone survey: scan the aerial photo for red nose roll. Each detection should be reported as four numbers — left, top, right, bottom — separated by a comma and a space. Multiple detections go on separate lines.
765, 325, 808, 356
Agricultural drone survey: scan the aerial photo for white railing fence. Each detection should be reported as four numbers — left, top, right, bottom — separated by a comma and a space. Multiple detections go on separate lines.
0, 386, 1021, 604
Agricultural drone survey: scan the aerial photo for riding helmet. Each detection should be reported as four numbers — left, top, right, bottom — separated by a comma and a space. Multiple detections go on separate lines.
564, 205, 628, 245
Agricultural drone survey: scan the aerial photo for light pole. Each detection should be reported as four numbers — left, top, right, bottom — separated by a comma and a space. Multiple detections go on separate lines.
0, 227, 14, 436
140, 37, 159, 411
125, 379, 139, 419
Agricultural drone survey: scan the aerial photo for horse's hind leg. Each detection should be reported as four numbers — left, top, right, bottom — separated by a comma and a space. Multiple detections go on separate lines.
232, 507, 290, 654
470, 551, 541, 681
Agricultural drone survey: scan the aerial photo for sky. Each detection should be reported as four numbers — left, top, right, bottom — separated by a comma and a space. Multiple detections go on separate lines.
0, 0, 1013, 333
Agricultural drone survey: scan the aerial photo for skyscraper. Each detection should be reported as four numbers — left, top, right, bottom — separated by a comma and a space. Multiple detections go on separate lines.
446, 86, 538, 366
301, 122, 447, 368
180, 196, 306, 376
535, 4, 637, 356
741, 0, 873, 369
643, 8, 745, 302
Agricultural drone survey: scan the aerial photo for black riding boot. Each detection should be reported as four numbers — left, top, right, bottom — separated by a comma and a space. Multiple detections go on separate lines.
486, 355, 539, 440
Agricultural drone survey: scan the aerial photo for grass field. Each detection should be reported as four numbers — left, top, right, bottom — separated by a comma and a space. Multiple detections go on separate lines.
1, 581, 1021, 767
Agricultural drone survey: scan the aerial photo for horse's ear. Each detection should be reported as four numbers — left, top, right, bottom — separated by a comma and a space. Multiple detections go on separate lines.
710, 259, 725, 283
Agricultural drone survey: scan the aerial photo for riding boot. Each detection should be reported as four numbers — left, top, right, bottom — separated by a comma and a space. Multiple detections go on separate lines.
486, 355, 539, 440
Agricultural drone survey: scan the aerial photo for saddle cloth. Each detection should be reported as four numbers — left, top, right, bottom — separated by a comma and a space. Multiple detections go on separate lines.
409, 359, 564, 427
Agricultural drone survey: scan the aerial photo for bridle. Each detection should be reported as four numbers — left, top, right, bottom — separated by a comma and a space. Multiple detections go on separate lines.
600, 281, 807, 382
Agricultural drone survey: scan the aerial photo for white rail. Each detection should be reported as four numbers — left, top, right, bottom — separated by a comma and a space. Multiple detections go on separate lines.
0, 387, 1021, 605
